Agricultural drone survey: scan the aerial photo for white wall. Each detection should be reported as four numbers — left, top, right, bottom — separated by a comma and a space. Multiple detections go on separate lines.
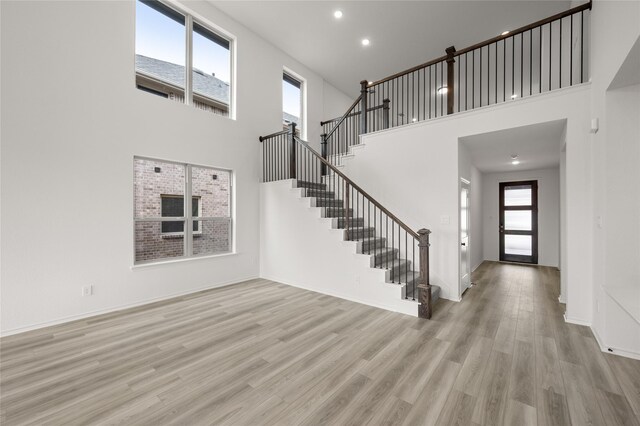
0, 0, 350, 335
260, 180, 417, 317
589, 0, 640, 358
341, 85, 589, 303
481, 168, 560, 268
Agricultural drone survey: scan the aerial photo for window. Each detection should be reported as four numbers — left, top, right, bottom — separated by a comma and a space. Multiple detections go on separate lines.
134, 157, 232, 264
135, 0, 233, 117
161, 195, 200, 234
283, 72, 303, 135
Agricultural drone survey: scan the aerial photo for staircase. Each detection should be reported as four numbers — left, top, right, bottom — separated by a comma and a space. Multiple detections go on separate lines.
296, 179, 441, 305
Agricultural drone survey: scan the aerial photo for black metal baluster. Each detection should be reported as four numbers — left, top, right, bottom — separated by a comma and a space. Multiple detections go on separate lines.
480, 46, 483, 107
560, 18, 563, 88
503, 39, 506, 101
549, 22, 553, 90
512, 35, 515, 98
440, 61, 444, 116
520, 33, 523, 97
429, 66, 432, 118
570, 14, 573, 86
530, 30, 533, 96
495, 42, 498, 104
581, 11, 584, 83
540, 26, 543, 93
412, 239, 416, 300
472, 50, 475, 108
405, 231, 408, 298
391, 217, 395, 282
458, 55, 461, 112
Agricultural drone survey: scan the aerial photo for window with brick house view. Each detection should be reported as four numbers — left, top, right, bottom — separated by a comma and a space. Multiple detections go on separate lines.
134, 157, 232, 264
135, 0, 232, 117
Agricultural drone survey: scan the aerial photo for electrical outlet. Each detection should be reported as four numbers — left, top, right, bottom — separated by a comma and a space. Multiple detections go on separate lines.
82, 285, 93, 296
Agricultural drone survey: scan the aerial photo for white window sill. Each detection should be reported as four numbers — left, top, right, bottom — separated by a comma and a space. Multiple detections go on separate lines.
131, 251, 237, 270
161, 232, 203, 239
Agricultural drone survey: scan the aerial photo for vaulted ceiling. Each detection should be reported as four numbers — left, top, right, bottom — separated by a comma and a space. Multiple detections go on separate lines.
211, 1, 572, 96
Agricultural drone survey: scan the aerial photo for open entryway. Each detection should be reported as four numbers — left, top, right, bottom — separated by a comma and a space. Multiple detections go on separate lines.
499, 180, 539, 264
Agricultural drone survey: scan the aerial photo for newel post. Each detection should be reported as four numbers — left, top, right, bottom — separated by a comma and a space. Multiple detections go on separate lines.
320, 133, 327, 176
382, 98, 390, 129
360, 80, 369, 135
445, 46, 456, 115
289, 122, 297, 179
417, 228, 432, 319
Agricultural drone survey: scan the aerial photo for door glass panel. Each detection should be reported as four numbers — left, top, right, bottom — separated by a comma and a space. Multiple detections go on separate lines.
505, 210, 532, 231
504, 234, 532, 256
504, 185, 532, 206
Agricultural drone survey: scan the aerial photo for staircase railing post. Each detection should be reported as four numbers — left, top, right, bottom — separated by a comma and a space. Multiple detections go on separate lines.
445, 46, 456, 115
320, 133, 327, 176
359, 80, 368, 135
417, 228, 432, 319
289, 122, 297, 179
344, 182, 350, 238
382, 98, 390, 129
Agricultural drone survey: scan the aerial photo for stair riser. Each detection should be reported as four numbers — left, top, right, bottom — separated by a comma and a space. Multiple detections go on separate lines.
337, 218, 365, 228
315, 199, 344, 208
296, 181, 326, 190
370, 250, 400, 265
346, 229, 376, 239
305, 190, 335, 198
324, 208, 353, 218
361, 239, 387, 251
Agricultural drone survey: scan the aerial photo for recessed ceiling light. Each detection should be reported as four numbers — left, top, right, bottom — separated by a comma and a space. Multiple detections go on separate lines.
334, 10, 343, 19
512, 160, 521, 165
361, 38, 370, 46
511, 154, 520, 165
501, 30, 510, 36
412, 118, 417, 122
437, 86, 448, 95
511, 94, 518, 99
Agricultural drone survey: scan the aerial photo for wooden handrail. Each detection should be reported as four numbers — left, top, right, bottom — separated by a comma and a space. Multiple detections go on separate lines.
368, 55, 448, 88
320, 102, 386, 126
294, 136, 420, 239
259, 129, 289, 142
455, 1, 591, 57
324, 95, 363, 140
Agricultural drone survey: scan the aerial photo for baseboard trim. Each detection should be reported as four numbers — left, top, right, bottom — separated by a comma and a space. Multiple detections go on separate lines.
591, 326, 640, 361
261, 274, 418, 317
563, 314, 591, 327
0, 276, 260, 337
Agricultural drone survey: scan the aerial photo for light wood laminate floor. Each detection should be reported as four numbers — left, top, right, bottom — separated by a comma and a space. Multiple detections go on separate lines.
1, 261, 639, 425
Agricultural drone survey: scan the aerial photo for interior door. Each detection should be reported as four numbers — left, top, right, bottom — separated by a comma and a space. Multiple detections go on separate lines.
499, 180, 538, 264
460, 181, 471, 292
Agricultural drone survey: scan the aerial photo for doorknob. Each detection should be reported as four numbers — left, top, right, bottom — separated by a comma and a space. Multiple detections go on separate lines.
461, 242, 466, 246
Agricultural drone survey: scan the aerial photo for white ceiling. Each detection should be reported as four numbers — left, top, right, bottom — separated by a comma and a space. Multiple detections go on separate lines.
460, 119, 566, 173
211, 1, 572, 96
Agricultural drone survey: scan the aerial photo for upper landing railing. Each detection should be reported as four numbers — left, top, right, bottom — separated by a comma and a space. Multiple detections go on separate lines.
321, 1, 592, 164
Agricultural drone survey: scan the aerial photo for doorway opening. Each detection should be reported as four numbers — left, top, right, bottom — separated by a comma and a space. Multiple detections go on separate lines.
499, 180, 538, 264
460, 179, 471, 293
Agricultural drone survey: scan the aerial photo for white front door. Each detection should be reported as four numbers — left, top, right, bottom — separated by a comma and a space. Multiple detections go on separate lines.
460, 180, 471, 293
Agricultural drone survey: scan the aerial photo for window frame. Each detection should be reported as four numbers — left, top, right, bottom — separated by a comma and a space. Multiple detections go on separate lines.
282, 68, 306, 139
134, 0, 236, 119
133, 156, 234, 265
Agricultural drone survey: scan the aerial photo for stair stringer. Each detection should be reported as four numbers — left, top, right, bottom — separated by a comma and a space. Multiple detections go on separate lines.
260, 179, 418, 317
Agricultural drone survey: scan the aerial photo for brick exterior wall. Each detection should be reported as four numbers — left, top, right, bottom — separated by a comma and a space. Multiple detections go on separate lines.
134, 158, 231, 262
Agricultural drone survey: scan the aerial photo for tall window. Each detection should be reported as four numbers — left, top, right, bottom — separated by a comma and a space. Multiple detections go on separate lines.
135, 0, 233, 117
283, 72, 303, 135
134, 157, 232, 264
